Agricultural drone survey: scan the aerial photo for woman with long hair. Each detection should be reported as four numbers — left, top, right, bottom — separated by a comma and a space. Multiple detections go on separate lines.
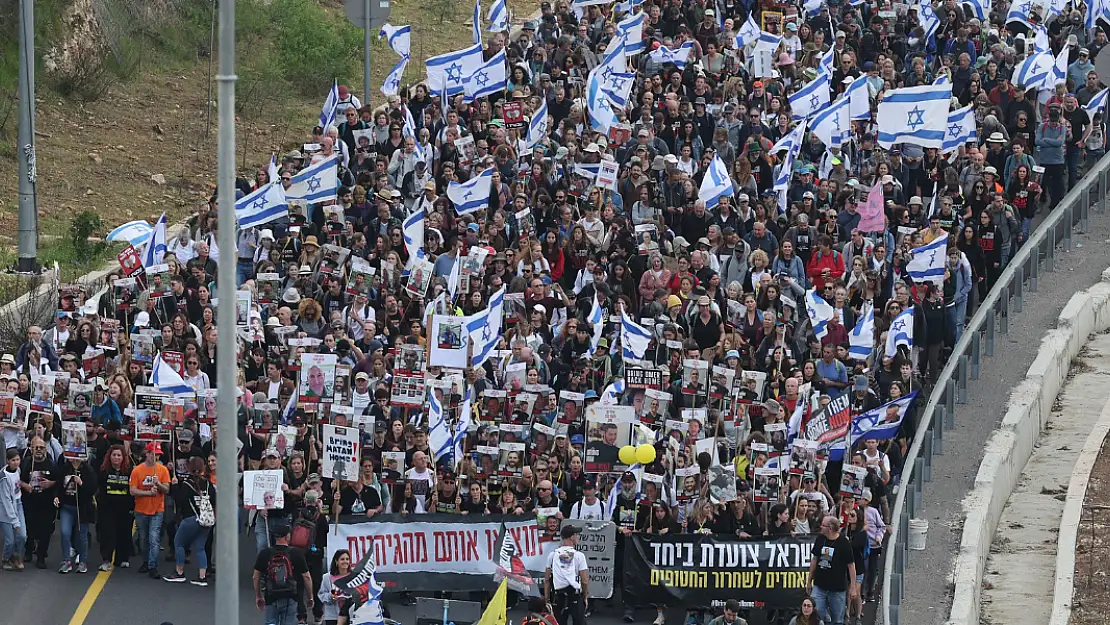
319, 549, 354, 625
1005, 163, 1041, 243
787, 596, 822, 625
96, 445, 133, 571
766, 502, 793, 536
163, 456, 214, 586
562, 225, 592, 291
540, 230, 565, 282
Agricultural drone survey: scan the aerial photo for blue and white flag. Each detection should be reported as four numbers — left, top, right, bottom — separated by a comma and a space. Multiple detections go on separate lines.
961, 0, 990, 20
401, 104, 425, 163
1012, 49, 1054, 89
586, 66, 620, 134
647, 41, 694, 69
463, 48, 508, 101
381, 56, 409, 98
428, 390, 453, 461
1031, 23, 1051, 53
487, 0, 509, 32
1047, 42, 1070, 88
319, 78, 339, 130
771, 120, 807, 192
1084, 87, 1110, 122
848, 304, 875, 362
734, 13, 761, 48
1006, 0, 1034, 28
107, 220, 153, 247
466, 285, 506, 368
522, 96, 549, 151
804, 0, 823, 16
906, 232, 948, 284
818, 46, 836, 76
942, 103, 978, 152
426, 43, 485, 95
1088, 0, 1110, 30
755, 31, 783, 54
850, 391, 920, 446
281, 385, 298, 424
143, 212, 168, 268
379, 24, 412, 57
811, 93, 852, 148
617, 12, 646, 55
918, 0, 941, 40
885, 307, 914, 358
235, 182, 288, 230
600, 71, 637, 109
804, 288, 836, 340
876, 83, 952, 149
847, 75, 871, 121
152, 353, 194, 396
267, 153, 279, 183
472, 0, 482, 44
786, 392, 806, 441
601, 379, 625, 405
447, 167, 493, 215
619, 310, 652, 362
698, 155, 735, 210
789, 71, 831, 121
285, 155, 338, 203
933, 73, 949, 85
451, 386, 474, 469
402, 208, 425, 272
587, 292, 605, 356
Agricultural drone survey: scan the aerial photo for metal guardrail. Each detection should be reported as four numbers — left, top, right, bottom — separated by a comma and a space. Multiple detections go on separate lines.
881, 154, 1110, 625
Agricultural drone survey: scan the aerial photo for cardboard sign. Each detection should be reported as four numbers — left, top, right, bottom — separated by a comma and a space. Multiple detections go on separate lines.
502, 101, 525, 129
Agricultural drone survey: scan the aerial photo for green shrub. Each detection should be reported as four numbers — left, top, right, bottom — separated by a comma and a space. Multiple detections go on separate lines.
69, 211, 108, 266
269, 0, 364, 96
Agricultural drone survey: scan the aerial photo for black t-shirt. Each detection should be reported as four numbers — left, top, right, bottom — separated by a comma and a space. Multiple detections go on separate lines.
254, 544, 310, 603
338, 484, 383, 515
812, 532, 854, 592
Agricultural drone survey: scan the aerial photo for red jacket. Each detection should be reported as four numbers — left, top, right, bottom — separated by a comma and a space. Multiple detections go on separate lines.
807, 249, 846, 290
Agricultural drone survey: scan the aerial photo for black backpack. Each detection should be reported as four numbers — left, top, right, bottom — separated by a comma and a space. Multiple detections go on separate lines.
265, 549, 297, 599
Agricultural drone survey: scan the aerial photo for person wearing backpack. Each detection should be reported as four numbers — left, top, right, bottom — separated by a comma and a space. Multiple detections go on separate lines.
292, 490, 329, 625
253, 522, 313, 625
162, 456, 215, 586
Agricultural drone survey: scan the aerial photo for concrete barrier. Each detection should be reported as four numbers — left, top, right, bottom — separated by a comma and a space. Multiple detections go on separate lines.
945, 269, 1110, 625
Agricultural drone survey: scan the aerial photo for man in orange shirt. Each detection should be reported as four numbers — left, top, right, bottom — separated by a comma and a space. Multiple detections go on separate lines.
129, 441, 171, 578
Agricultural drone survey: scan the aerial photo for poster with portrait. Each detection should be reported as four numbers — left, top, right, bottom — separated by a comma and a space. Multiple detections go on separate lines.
749, 443, 776, 476
256, 273, 280, 305
133, 333, 156, 364
299, 353, 337, 403
319, 244, 350, 276
321, 424, 360, 481
114, 277, 140, 312
428, 315, 469, 370
82, 350, 105, 378
682, 359, 709, 396
481, 389, 507, 422
498, 441, 527, 478
334, 365, 352, 406
663, 419, 687, 450
162, 397, 187, 428
840, 464, 867, 500
250, 403, 278, 434
57, 284, 85, 312
531, 422, 555, 452
739, 370, 768, 401
502, 292, 527, 327
674, 465, 700, 502
682, 408, 708, 442
52, 371, 71, 406
196, 389, 218, 424
393, 344, 426, 374
98, 319, 121, 352
584, 404, 634, 473
389, 374, 424, 408
789, 439, 820, 476
381, 451, 405, 483
405, 257, 434, 299
458, 247, 489, 296
0, 396, 27, 430
474, 445, 499, 479
507, 393, 536, 424
268, 425, 297, 459
753, 467, 781, 503
346, 257, 376, 296
243, 469, 286, 509
639, 389, 670, 426
62, 421, 88, 460
328, 404, 354, 428
706, 464, 737, 504
638, 471, 665, 503
499, 423, 525, 445
352, 129, 374, 153
66, 383, 94, 421
32, 374, 55, 410
135, 387, 171, 441
145, 263, 173, 298
765, 422, 789, 455
710, 366, 735, 400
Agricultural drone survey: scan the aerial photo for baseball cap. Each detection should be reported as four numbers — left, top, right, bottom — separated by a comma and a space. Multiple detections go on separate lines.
561, 525, 582, 539
271, 523, 291, 538
854, 375, 869, 390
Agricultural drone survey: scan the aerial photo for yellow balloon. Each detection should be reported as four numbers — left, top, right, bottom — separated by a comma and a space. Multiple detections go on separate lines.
635, 444, 657, 465
618, 445, 638, 465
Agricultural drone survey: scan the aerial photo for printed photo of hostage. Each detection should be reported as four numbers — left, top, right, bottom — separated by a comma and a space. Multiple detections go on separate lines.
583, 404, 633, 473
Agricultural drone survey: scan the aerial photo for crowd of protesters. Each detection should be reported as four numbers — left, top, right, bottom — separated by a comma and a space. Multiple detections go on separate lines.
0, 1, 1106, 625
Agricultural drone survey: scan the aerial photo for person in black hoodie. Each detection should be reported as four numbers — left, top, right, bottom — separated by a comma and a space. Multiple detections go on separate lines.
96, 444, 133, 571
162, 456, 215, 586
917, 283, 948, 381
56, 456, 97, 574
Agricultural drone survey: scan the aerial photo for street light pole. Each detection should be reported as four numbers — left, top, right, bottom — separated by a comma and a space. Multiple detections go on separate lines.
215, 0, 240, 623
364, 0, 372, 107
16, 0, 38, 273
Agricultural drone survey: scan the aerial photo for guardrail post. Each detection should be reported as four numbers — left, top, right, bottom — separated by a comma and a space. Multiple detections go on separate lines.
906, 480, 916, 519
913, 457, 924, 512
1046, 235, 1056, 272
1014, 264, 1024, 313
891, 597, 900, 625
1064, 203, 1073, 251
1000, 286, 1010, 334
945, 379, 956, 428
923, 433, 933, 482
933, 407, 944, 454
1100, 169, 1108, 213
957, 354, 969, 404
1082, 185, 1090, 234
986, 307, 996, 356
971, 332, 981, 380
1029, 249, 1039, 292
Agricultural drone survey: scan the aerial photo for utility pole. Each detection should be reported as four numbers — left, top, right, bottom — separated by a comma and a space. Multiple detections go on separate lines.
215, 0, 240, 623
364, 0, 372, 108
16, 0, 38, 273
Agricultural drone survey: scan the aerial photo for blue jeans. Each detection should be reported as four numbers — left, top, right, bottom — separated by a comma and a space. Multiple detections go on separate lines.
947, 299, 968, 345
1, 501, 27, 560
264, 598, 299, 625
1067, 149, 1080, 190
175, 516, 211, 570
237, 258, 254, 286
812, 585, 847, 625
1021, 217, 1033, 243
59, 505, 89, 563
135, 511, 164, 569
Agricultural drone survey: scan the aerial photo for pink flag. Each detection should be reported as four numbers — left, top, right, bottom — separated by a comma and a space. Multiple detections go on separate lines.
857, 182, 886, 233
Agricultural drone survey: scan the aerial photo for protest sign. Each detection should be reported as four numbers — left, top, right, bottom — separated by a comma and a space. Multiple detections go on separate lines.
625, 367, 662, 390
584, 404, 634, 473
322, 425, 361, 481
62, 421, 88, 459
243, 469, 285, 509
803, 392, 852, 451
300, 353, 338, 403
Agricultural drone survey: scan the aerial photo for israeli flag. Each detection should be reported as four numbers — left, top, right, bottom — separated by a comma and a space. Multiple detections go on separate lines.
848, 304, 875, 362
379, 24, 412, 57
319, 78, 339, 130
772, 120, 807, 191
1007, 0, 1034, 28
401, 104, 425, 163
818, 46, 836, 76
463, 49, 508, 101
847, 75, 872, 121
647, 41, 694, 69
281, 385, 298, 424
586, 66, 620, 134
1046, 42, 1070, 88
698, 155, 735, 210
617, 12, 646, 55
107, 220, 153, 247
789, 71, 831, 121
152, 353, 194, 396
235, 182, 289, 230
1083, 87, 1110, 122
619, 310, 653, 362
885, 307, 915, 359
1012, 50, 1053, 89
941, 104, 977, 153
734, 13, 761, 48
522, 96, 549, 151
451, 386, 474, 469
143, 212, 168, 268
426, 43, 485, 95
1032, 24, 1051, 53
587, 292, 605, 356
614, 0, 644, 11
381, 56, 409, 98
402, 208, 424, 272
803, 0, 823, 16
285, 155, 338, 203
805, 288, 836, 340
811, 93, 852, 148
961, 0, 990, 20
906, 232, 949, 284
428, 390, 453, 461
1088, 0, 1109, 29
600, 71, 637, 108
850, 391, 920, 446
447, 168, 494, 215
876, 83, 952, 149
919, 0, 941, 40
267, 153, 280, 183
756, 31, 782, 54
487, 0, 508, 32
472, 0, 482, 44
466, 285, 506, 368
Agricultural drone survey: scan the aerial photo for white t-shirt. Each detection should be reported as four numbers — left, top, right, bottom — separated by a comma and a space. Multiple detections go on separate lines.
548, 545, 588, 591
570, 498, 606, 521
404, 466, 436, 513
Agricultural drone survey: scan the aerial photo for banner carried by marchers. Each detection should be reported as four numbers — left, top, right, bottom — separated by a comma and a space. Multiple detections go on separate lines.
622, 535, 815, 610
